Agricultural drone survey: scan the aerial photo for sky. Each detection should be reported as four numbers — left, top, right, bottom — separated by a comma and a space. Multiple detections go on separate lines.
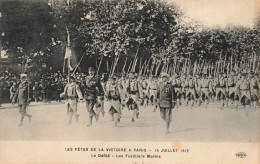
170, 0, 259, 28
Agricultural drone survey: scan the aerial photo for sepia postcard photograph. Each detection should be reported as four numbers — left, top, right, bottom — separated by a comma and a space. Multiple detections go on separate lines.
0, 0, 259, 163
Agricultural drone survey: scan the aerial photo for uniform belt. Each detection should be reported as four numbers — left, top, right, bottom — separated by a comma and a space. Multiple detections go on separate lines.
151, 89, 157, 90
201, 87, 209, 88
189, 87, 194, 89
68, 96, 77, 99
241, 89, 250, 91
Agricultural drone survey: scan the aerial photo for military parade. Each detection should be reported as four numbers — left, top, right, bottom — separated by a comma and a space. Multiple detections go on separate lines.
0, 0, 259, 141
1, 56, 258, 134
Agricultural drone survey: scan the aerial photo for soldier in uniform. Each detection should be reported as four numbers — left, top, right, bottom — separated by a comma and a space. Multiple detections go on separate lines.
186, 74, 196, 108
39, 79, 47, 102
172, 74, 182, 108
157, 73, 176, 134
208, 75, 215, 102
140, 75, 149, 107
126, 72, 142, 122
61, 76, 83, 125
32, 82, 40, 102
199, 73, 210, 108
106, 76, 125, 126
12, 74, 32, 127
84, 67, 104, 127
216, 73, 228, 110
147, 76, 158, 112
181, 75, 189, 105
237, 73, 251, 116
250, 72, 259, 110
9, 82, 17, 102
227, 71, 236, 107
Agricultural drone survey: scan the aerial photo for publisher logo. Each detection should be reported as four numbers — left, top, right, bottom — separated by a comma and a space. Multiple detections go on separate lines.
235, 152, 247, 158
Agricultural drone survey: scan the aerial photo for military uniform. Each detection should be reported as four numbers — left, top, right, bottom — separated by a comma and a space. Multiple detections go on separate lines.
12, 74, 32, 126
216, 75, 227, 100
172, 75, 182, 107
250, 75, 259, 102
157, 73, 176, 134
126, 73, 142, 122
9, 83, 17, 101
106, 77, 125, 126
62, 79, 83, 124
227, 74, 236, 103
200, 76, 210, 103
84, 74, 104, 126
147, 77, 158, 108
32, 82, 40, 102
186, 76, 196, 107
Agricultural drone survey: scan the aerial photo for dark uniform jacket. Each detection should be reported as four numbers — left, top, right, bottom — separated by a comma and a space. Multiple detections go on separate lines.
157, 82, 176, 108
13, 81, 29, 105
84, 76, 104, 100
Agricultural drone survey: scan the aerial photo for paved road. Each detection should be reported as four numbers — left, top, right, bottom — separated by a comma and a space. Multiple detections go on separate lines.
0, 101, 258, 142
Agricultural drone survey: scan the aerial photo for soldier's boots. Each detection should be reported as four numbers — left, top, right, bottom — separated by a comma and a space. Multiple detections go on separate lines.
165, 121, 170, 134
19, 116, 25, 127
75, 114, 79, 123
95, 114, 99, 122
87, 117, 92, 127
27, 115, 32, 123
136, 111, 139, 119
131, 118, 134, 123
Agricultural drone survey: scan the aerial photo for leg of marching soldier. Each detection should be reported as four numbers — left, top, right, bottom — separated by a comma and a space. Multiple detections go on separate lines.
18, 105, 25, 126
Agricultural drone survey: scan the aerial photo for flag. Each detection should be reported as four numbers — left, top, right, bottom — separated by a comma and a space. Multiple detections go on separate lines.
63, 31, 78, 74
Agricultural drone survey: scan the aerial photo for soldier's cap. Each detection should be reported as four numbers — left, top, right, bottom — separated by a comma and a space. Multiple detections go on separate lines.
241, 72, 247, 76
20, 73, 27, 78
219, 72, 223, 75
161, 72, 169, 78
250, 71, 255, 75
88, 67, 95, 71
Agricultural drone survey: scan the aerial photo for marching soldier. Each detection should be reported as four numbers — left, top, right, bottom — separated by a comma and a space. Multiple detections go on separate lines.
9, 82, 17, 102
227, 71, 236, 107
84, 67, 104, 127
216, 73, 228, 110
208, 75, 215, 102
32, 82, 40, 102
106, 76, 125, 126
250, 72, 259, 110
147, 76, 158, 112
181, 75, 189, 105
186, 74, 196, 108
12, 73, 32, 127
237, 73, 251, 116
126, 72, 142, 122
157, 73, 176, 134
140, 75, 149, 107
200, 73, 210, 108
172, 74, 182, 108
61, 76, 83, 125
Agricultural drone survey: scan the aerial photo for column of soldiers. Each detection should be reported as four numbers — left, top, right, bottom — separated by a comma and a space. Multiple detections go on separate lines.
8, 66, 259, 133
